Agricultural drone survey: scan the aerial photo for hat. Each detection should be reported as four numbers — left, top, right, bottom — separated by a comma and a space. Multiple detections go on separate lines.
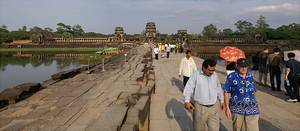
237, 58, 249, 67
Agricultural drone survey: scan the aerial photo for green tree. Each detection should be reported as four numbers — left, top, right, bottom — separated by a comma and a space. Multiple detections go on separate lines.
62, 32, 73, 39
222, 28, 233, 36
18, 26, 27, 31
30, 26, 54, 43
202, 24, 218, 36
44, 27, 53, 32
56, 22, 72, 34
255, 16, 269, 41
0, 25, 9, 33
256, 15, 269, 29
72, 24, 84, 37
234, 20, 254, 33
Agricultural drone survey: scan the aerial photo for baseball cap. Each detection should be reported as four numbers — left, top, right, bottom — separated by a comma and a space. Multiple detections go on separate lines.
237, 58, 249, 67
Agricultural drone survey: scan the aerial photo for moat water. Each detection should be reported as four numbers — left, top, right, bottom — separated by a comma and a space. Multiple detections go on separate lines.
0, 52, 102, 91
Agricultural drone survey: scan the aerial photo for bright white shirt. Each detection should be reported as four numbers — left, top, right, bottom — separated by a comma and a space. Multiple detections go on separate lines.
153, 47, 159, 54
166, 46, 171, 52
179, 57, 197, 77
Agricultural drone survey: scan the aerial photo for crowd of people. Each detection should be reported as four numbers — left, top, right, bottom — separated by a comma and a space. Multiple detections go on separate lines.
152, 44, 300, 131
256, 47, 300, 102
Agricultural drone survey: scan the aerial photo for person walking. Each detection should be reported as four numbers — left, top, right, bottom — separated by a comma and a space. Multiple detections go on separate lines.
153, 45, 160, 60
258, 48, 269, 86
285, 52, 300, 102
224, 58, 260, 131
179, 50, 197, 87
267, 47, 283, 91
166, 44, 171, 58
183, 58, 224, 131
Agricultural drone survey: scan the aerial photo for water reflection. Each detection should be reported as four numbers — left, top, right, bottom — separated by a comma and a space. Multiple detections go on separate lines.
0, 52, 103, 91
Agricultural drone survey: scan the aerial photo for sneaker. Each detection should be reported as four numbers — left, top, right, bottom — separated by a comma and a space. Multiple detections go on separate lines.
287, 99, 298, 102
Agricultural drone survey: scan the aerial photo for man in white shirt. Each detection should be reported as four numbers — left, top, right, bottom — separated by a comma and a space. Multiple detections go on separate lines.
183, 58, 224, 131
179, 50, 197, 87
166, 44, 171, 58
153, 45, 160, 60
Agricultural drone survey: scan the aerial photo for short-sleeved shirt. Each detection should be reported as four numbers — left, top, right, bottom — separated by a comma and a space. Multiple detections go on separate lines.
224, 71, 260, 116
286, 59, 300, 80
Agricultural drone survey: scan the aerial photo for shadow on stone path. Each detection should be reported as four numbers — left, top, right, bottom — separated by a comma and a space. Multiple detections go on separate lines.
165, 98, 193, 131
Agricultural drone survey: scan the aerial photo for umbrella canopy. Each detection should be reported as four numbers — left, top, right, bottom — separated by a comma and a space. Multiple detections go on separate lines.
219, 46, 245, 62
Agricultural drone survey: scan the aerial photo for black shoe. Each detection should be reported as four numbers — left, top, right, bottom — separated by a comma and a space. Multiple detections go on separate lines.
276, 88, 282, 91
271, 88, 276, 91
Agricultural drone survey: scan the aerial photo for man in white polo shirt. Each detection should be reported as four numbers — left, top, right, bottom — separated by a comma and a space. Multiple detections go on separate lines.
179, 50, 197, 87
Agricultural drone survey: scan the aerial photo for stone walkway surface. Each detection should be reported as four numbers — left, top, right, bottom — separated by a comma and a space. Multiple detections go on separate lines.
0, 46, 153, 131
1, 46, 300, 131
150, 53, 300, 131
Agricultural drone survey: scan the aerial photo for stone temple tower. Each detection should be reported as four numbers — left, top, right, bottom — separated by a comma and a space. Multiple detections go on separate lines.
145, 22, 156, 42
177, 29, 188, 43
114, 26, 124, 42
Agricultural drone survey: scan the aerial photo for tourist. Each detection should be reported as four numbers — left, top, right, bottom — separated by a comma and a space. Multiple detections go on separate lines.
166, 44, 171, 58
267, 47, 283, 91
258, 48, 269, 86
175, 43, 179, 54
224, 58, 260, 131
179, 50, 197, 87
183, 58, 224, 131
285, 52, 300, 102
153, 45, 159, 60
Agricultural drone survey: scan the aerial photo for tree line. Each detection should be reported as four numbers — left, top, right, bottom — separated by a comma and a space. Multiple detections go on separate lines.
0, 23, 105, 43
1, 16, 299, 44
201, 15, 300, 42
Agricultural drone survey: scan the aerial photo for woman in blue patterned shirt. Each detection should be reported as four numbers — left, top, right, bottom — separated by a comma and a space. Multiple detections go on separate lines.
224, 58, 260, 131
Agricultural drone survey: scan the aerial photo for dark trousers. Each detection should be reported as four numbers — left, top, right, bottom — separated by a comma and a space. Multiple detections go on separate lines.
155, 54, 158, 60
269, 66, 281, 90
183, 76, 190, 88
291, 76, 300, 100
167, 52, 170, 58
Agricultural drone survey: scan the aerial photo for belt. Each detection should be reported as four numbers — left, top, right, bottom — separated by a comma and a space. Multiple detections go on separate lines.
200, 104, 214, 107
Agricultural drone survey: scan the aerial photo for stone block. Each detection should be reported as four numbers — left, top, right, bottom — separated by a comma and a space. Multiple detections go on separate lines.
146, 80, 155, 93
120, 124, 138, 131
124, 108, 139, 127
134, 96, 150, 128
85, 105, 128, 131
51, 69, 79, 80
148, 74, 155, 80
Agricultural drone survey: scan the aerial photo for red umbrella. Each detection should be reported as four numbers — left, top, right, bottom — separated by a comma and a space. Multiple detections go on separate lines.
219, 46, 245, 62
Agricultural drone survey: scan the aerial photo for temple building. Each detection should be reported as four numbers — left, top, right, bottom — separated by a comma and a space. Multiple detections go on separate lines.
43, 26, 139, 44
145, 22, 156, 42
113, 27, 125, 42
176, 29, 188, 43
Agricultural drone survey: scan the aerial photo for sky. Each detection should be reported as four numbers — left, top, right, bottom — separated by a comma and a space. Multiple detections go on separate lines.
0, 0, 299, 34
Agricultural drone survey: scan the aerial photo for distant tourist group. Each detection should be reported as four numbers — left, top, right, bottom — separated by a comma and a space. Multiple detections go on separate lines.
153, 43, 183, 60
156, 45, 300, 131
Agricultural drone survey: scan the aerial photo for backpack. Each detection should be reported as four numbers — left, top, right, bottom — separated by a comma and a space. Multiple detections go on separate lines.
270, 55, 281, 66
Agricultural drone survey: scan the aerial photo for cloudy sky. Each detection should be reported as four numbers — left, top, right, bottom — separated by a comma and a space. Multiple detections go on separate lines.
0, 0, 299, 34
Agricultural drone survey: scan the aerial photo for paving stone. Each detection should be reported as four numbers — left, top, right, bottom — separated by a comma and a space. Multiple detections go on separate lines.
0, 119, 36, 131
120, 124, 138, 131
50, 107, 82, 126
85, 105, 128, 131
